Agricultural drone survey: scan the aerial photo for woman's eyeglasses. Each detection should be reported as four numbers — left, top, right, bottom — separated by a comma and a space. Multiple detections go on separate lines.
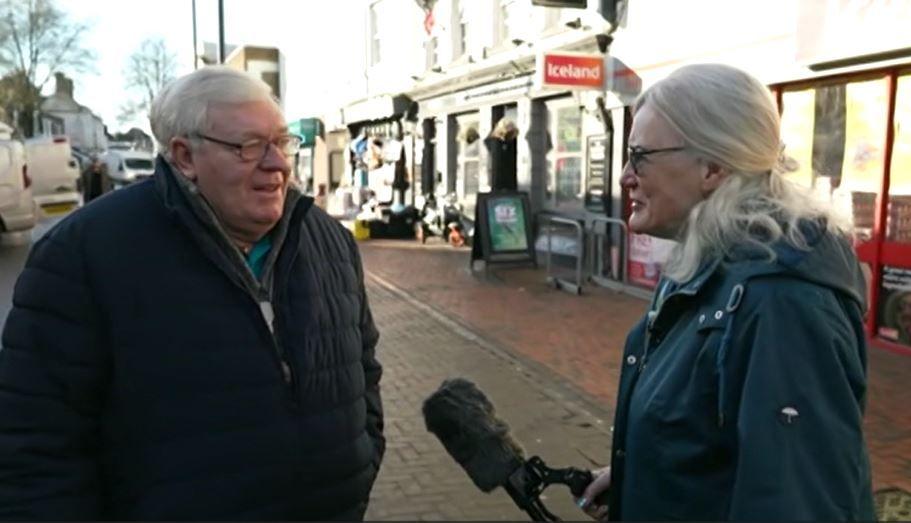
627, 145, 687, 175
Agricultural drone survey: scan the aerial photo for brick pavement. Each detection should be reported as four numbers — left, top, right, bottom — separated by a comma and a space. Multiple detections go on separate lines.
363, 275, 614, 521
359, 238, 911, 503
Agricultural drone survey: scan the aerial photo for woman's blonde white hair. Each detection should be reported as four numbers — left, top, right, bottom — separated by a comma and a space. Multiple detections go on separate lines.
150, 65, 279, 159
637, 63, 848, 282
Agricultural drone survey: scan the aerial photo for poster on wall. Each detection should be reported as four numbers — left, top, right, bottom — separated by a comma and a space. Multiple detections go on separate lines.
877, 265, 911, 347
627, 233, 676, 289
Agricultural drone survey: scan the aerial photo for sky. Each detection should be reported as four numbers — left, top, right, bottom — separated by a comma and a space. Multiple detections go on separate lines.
57, 0, 362, 134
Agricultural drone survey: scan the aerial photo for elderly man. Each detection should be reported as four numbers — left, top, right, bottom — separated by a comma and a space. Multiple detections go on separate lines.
0, 67, 383, 520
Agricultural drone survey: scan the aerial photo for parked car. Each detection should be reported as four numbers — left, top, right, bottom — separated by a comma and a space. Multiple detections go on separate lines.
25, 136, 82, 217
0, 137, 37, 242
102, 149, 155, 188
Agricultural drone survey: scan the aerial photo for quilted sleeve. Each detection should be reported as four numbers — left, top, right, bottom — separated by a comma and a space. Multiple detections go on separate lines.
0, 231, 109, 519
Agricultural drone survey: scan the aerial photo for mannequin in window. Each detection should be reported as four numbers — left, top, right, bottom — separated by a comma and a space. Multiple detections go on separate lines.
484, 117, 518, 191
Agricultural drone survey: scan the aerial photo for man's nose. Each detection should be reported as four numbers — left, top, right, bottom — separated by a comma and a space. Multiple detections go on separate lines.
260, 143, 291, 172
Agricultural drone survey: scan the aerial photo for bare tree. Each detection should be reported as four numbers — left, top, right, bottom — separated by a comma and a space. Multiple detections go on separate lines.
118, 38, 176, 127
0, 0, 94, 136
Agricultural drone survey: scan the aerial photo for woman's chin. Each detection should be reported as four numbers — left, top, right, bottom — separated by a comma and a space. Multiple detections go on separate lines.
628, 215, 650, 235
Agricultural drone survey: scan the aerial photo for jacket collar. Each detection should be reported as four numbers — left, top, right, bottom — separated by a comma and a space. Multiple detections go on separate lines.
152, 155, 311, 299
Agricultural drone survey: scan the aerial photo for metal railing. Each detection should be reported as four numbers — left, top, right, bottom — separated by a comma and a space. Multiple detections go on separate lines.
542, 215, 585, 295
588, 216, 654, 300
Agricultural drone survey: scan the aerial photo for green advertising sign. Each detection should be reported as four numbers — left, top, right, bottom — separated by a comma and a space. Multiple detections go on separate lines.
288, 118, 323, 147
487, 196, 528, 252
471, 191, 535, 270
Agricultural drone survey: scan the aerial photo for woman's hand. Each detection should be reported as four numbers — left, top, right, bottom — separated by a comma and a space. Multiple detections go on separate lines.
575, 466, 610, 521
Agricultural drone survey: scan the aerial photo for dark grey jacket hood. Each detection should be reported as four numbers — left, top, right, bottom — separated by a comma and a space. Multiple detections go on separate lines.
729, 220, 867, 312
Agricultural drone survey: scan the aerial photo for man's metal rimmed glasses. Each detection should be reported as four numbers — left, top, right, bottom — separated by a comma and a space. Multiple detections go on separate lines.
196, 133, 302, 162
627, 145, 687, 175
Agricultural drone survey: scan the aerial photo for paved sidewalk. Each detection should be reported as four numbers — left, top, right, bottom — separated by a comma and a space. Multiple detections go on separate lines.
363, 276, 613, 521
359, 238, 911, 502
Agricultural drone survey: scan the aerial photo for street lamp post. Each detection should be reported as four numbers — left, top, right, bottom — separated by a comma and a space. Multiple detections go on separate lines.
191, 0, 198, 69
218, 0, 226, 64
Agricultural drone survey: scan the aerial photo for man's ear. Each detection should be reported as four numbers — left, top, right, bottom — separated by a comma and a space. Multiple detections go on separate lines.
701, 160, 729, 194
169, 137, 198, 180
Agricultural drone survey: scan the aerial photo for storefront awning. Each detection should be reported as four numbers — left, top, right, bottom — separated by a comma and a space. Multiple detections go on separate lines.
342, 94, 414, 126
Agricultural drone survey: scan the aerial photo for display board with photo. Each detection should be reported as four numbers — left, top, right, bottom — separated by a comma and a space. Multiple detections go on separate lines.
877, 265, 911, 346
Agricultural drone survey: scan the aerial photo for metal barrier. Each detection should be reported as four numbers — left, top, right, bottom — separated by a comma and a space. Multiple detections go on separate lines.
542, 215, 585, 295
589, 216, 628, 289
588, 216, 654, 301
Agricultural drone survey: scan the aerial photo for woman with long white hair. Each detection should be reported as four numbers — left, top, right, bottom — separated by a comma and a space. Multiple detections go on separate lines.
576, 63, 874, 521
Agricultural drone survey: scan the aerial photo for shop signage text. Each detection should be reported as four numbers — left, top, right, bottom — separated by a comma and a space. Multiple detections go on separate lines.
541, 53, 604, 89
541, 53, 604, 90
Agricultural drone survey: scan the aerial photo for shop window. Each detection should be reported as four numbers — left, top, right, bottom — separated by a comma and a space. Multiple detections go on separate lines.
780, 77, 888, 242
888, 75, 911, 243
545, 101, 584, 209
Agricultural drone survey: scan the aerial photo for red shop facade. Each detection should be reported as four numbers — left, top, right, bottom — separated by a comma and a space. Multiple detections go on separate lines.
767, 65, 911, 354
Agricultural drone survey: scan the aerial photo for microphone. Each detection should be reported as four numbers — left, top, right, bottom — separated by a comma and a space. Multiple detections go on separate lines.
422, 378, 597, 521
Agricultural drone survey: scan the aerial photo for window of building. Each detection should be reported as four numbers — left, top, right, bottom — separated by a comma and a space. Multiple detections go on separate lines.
779, 77, 889, 242
452, 0, 470, 59
876, 75, 911, 348
370, 2, 382, 66
425, 35, 438, 70
497, 0, 519, 46
545, 98, 584, 209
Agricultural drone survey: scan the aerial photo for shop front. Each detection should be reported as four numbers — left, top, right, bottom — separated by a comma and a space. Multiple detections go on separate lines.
527, 50, 643, 294
413, 72, 535, 239
341, 94, 416, 208
339, 94, 419, 237
771, 66, 911, 354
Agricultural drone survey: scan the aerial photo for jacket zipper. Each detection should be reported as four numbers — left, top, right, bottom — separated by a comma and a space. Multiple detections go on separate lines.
258, 300, 294, 386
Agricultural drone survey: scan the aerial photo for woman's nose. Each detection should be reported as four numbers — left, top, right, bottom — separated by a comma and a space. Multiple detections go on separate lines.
620, 161, 637, 188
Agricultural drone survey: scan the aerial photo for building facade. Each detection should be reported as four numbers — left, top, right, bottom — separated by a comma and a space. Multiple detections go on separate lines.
331, 0, 911, 354
39, 73, 107, 153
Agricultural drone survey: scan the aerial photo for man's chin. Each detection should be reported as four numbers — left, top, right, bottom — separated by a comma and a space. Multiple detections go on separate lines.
249, 208, 283, 227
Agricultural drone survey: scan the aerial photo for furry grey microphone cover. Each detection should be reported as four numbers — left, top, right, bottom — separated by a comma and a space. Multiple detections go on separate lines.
422, 378, 526, 492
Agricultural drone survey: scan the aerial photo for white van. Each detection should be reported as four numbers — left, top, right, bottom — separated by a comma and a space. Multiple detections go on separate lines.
0, 138, 37, 240
25, 136, 81, 217
102, 149, 155, 187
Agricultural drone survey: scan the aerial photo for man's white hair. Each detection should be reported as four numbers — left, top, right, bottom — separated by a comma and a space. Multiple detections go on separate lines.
149, 65, 279, 159
637, 63, 848, 282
